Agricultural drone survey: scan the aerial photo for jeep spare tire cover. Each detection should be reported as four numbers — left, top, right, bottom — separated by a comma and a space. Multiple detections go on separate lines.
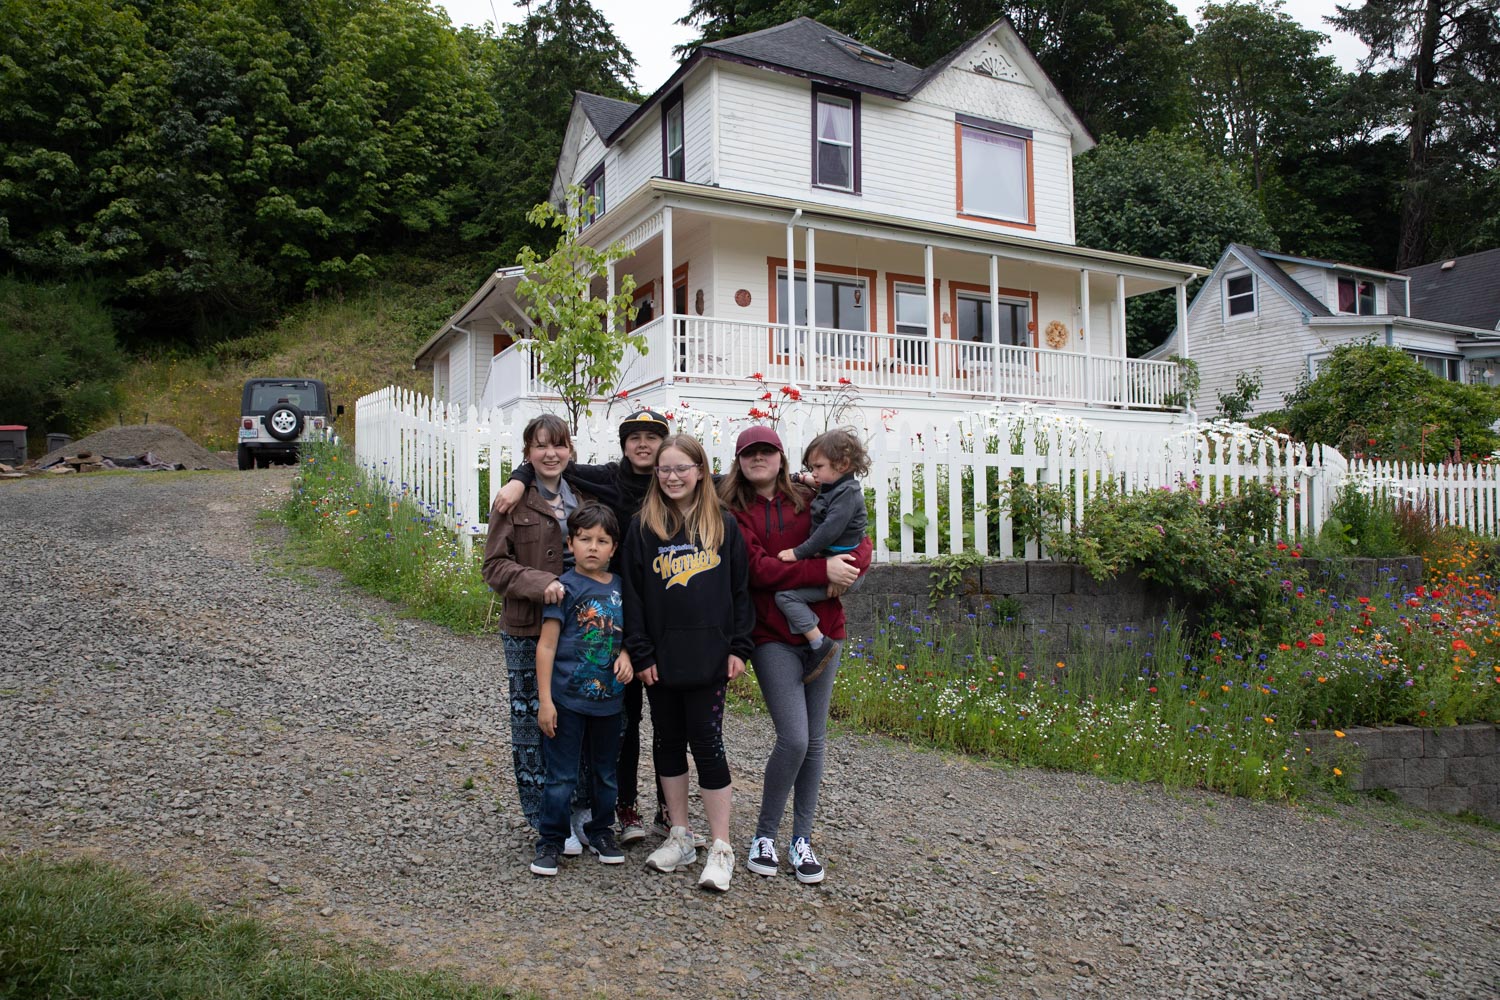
266, 402, 304, 442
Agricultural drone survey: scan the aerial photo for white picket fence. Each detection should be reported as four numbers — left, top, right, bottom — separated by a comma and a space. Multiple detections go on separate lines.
352, 386, 1500, 560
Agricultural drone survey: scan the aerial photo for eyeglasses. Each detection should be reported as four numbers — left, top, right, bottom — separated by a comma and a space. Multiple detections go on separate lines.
656, 464, 699, 478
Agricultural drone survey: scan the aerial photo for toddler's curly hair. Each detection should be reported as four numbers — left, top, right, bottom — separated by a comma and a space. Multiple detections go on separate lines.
803, 427, 870, 478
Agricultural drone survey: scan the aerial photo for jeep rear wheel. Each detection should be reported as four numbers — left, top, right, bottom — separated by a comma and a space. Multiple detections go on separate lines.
266, 403, 304, 442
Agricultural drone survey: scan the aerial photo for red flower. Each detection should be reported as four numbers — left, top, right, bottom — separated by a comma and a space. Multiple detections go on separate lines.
1211, 631, 1222, 641
1294, 640, 1307, 649
1276, 542, 1289, 551
750, 372, 764, 381
760, 391, 772, 400
1148, 686, 1158, 693
615, 389, 630, 398
838, 376, 851, 385
1017, 670, 1027, 680
1309, 633, 1326, 647
1357, 596, 1370, 605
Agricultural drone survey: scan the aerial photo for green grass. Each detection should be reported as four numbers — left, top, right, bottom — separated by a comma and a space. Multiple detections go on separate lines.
276, 441, 493, 634
0, 854, 519, 1000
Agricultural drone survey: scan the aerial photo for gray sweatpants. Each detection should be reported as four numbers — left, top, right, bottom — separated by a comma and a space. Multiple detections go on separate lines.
751, 640, 840, 843
774, 574, 864, 636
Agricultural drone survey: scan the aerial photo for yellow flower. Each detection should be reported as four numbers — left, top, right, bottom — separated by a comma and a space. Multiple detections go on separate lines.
1333, 767, 1343, 777
1334, 730, 1346, 738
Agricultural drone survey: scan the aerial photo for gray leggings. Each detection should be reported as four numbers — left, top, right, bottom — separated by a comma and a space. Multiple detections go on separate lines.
752, 640, 839, 843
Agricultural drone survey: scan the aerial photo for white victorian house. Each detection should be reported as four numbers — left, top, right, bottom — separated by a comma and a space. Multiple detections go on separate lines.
1147, 244, 1500, 417
414, 16, 1207, 431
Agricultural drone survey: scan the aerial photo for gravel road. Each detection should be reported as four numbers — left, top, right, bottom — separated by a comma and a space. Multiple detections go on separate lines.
2, 471, 1497, 1000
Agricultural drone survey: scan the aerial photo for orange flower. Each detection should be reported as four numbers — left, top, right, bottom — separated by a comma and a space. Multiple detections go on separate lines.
1334, 730, 1346, 738
895, 663, 906, 671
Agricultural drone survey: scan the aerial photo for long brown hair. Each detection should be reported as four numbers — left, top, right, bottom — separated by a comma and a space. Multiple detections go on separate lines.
719, 443, 809, 514
639, 434, 724, 549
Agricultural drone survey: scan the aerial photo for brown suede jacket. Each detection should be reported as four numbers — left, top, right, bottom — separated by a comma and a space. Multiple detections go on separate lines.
481, 483, 594, 638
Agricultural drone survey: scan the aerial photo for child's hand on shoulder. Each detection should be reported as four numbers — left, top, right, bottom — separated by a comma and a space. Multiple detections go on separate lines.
778, 548, 796, 562
613, 650, 633, 683
537, 699, 557, 739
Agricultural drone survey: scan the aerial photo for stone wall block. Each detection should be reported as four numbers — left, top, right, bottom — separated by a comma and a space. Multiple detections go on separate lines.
981, 561, 1027, 595
1368, 725, 1424, 759
1008, 593, 1054, 624
1444, 756, 1481, 786
1358, 756, 1405, 790
1461, 723, 1496, 757
1052, 594, 1146, 624
1475, 785, 1499, 822
1424, 727, 1467, 758
863, 564, 931, 597
1394, 786, 1431, 809
1404, 756, 1448, 789
1427, 785, 1472, 814
1027, 561, 1074, 594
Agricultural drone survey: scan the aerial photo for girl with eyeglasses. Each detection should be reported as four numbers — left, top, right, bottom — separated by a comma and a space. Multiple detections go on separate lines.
619, 434, 754, 891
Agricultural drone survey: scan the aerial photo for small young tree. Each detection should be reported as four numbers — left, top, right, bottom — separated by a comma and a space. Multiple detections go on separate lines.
512, 185, 642, 430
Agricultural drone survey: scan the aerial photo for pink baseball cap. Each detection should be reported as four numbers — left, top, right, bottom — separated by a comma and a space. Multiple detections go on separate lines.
734, 425, 783, 456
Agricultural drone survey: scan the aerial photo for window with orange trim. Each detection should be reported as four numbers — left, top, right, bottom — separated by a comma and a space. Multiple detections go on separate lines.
956, 114, 1032, 227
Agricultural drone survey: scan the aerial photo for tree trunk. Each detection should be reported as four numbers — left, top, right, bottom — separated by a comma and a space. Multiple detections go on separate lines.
1398, 0, 1444, 268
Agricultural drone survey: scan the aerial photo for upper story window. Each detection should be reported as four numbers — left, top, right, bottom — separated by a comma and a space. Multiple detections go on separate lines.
1337, 275, 1376, 315
812, 86, 859, 192
581, 161, 605, 227
662, 90, 684, 181
1225, 272, 1256, 317
955, 114, 1032, 227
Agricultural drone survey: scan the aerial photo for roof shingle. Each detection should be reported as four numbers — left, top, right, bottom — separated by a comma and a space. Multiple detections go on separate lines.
1402, 248, 1500, 331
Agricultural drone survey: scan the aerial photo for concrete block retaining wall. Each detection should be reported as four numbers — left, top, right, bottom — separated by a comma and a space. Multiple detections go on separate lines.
838, 556, 1500, 820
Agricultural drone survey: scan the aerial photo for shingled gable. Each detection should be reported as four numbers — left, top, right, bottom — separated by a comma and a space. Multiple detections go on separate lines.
594, 15, 1092, 153
575, 91, 638, 139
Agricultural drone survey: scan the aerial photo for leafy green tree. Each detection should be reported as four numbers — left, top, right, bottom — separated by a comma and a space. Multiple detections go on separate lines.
0, 278, 125, 435
1276, 343, 1500, 463
1073, 132, 1278, 353
511, 187, 642, 431
1331, 0, 1500, 266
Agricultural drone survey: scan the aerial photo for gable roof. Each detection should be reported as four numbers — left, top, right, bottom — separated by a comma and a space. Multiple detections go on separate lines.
599, 16, 1091, 153
575, 91, 638, 138
1402, 248, 1500, 331
1228, 244, 1331, 319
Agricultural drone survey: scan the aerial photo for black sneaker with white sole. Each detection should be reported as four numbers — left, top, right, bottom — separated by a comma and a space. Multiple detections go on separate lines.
590, 828, 625, 864
746, 836, 778, 877
530, 842, 561, 877
790, 836, 824, 884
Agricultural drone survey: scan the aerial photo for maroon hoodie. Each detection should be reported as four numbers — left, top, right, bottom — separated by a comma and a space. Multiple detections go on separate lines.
733, 488, 872, 648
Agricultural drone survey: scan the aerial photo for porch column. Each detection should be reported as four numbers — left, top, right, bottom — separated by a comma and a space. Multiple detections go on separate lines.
1176, 282, 1190, 359
662, 206, 674, 388
925, 244, 936, 397
990, 255, 1001, 401
1116, 273, 1127, 357
786, 216, 797, 384
606, 259, 615, 333
1079, 268, 1093, 406
805, 225, 816, 387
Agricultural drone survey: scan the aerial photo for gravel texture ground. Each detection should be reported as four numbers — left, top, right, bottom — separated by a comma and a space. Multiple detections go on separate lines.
2, 470, 1497, 1000
34, 423, 232, 470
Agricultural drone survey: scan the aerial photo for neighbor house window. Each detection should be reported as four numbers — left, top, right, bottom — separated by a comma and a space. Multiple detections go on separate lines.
956, 114, 1032, 226
662, 90, 684, 180
1407, 350, 1461, 381
812, 86, 859, 192
1225, 272, 1256, 317
1337, 276, 1376, 315
581, 161, 606, 227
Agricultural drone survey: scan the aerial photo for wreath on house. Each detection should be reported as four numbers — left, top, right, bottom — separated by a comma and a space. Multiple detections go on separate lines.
1044, 320, 1070, 350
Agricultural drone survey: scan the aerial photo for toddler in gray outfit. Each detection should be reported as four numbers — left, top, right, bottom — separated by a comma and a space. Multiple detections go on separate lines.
777, 428, 870, 683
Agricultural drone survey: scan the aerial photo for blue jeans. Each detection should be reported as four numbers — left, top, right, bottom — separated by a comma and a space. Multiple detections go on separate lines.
539, 706, 624, 849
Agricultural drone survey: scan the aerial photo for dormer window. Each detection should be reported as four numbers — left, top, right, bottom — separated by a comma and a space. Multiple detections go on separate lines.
662, 90, 684, 181
812, 86, 859, 193
1225, 272, 1256, 317
1337, 276, 1376, 315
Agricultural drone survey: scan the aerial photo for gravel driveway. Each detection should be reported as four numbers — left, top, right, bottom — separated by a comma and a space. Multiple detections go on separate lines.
2, 471, 1497, 999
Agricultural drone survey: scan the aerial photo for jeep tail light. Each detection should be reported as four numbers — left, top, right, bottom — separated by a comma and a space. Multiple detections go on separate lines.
242, 418, 254, 430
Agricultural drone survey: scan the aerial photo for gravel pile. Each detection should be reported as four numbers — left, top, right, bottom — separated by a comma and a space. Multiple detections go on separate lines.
35, 423, 232, 470
1, 471, 1497, 1000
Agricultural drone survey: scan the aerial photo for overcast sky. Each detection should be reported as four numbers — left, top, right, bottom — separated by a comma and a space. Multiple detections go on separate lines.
435, 0, 1368, 96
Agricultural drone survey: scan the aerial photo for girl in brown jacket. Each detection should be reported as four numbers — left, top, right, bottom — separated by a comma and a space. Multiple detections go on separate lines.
483, 414, 598, 834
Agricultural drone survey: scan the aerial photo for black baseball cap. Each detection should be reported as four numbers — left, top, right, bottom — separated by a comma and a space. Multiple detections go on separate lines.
618, 408, 669, 448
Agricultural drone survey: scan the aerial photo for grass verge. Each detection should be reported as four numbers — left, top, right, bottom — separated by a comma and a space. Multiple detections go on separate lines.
0, 854, 518, 999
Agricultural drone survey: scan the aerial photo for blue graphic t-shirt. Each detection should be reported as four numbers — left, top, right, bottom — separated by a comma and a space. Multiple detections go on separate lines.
542, 569, 626, 716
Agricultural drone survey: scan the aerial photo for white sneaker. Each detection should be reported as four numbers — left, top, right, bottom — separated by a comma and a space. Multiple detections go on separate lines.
563, 808, 591, 856
650, 814, 707, 848
746, 836, 778, 877
698, 839, 735, 892
790, 836, 824, 884
644, 825, 697, 873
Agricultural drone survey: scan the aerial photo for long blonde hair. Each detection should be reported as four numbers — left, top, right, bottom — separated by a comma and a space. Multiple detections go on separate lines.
639, 434, 724, 550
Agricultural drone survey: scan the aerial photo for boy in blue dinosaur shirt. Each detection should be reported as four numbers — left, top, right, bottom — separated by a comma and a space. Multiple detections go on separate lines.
530, 503, 634, 876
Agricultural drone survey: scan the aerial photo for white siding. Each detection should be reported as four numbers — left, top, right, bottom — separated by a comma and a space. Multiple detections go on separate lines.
448, 332, 473, 410
570, 125, 606, 187
684, 76, 714, 185
612, 113, 659, 205
713, 60, 1077, 243
471, 332, 495, 410
1185, 269, 1317, 414
433, 354, 450, 402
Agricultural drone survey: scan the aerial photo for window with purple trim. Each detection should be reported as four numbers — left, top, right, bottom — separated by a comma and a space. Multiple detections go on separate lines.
662, 90, 684, 180
1337, 276, 1376, 315
581, 161, 605, 228
812, 87, 858, 192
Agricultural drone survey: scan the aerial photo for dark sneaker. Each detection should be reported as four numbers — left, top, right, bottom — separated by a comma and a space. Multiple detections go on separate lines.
617, 805, 646, 845
530, 842, 561, 877
803, 638, 840, 685
790, 837, 824, 884
590, 828, 625, 864
746, 836, 778, 877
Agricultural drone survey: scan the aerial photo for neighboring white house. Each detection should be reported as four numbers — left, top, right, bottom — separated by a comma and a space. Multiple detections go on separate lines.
414, 16, 1208, 431
1146, 243, 1500, 416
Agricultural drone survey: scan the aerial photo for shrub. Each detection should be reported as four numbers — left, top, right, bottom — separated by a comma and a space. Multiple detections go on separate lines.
0, 277, 125, 434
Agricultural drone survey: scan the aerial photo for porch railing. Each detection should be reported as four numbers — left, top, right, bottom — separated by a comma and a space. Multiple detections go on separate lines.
483, 314, 1185, 410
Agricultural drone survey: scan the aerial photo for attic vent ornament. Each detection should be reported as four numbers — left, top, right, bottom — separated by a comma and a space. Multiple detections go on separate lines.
1044, 320, 1069, 349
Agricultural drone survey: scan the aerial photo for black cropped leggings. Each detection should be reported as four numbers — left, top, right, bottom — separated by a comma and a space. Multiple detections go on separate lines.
645, 682, 730, 790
